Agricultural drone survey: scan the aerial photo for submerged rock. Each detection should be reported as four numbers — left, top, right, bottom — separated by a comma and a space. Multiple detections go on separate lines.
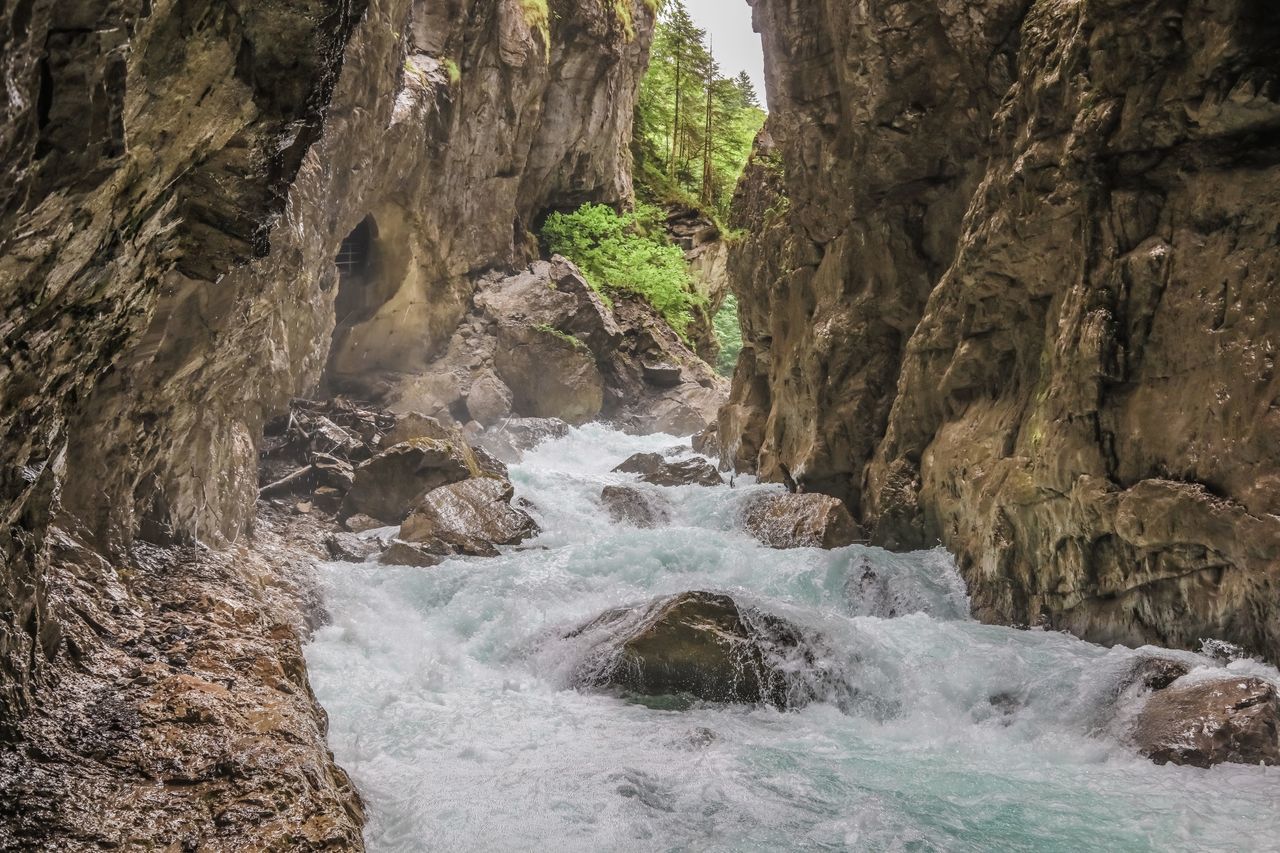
1134, 676, 1280, 768
569, 591, 818, 708
399, 478, 539, 557
613, 453, 723, 487
1118, 656, 1192, 695
742, 493, 859, 550
340, 438, 476, 525
600, 485, 670, 528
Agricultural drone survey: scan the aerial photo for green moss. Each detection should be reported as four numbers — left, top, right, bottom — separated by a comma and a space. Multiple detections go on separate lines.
520, 0, 550, 43
443, 58, 461, 85
534, 323, 589, 352
541, 203, 705, 340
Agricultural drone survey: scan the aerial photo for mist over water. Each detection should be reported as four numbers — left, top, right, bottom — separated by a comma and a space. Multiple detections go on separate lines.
306, 425, 1280, 852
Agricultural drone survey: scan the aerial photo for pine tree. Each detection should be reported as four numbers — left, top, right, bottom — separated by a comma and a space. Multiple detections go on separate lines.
632, 3, 767, 218
733, 71, 760, 109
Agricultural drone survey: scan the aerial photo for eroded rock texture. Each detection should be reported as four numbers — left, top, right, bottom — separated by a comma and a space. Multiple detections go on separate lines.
727, 0, 1280, 659
0, 0, 655, 845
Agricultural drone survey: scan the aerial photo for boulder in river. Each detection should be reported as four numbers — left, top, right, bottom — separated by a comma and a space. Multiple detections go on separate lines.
742, 493, 860, 549
475, 417, 571, 463
1134, 676, 1280, 768
600, 485, 670, 528
569, 591, 817, 708
691, 422, 723, 462
323, 532, 381, 563
340, 438, 477, 525
380, 540, 445, 568
399, 477, 539, 557
613, 453, 723, 487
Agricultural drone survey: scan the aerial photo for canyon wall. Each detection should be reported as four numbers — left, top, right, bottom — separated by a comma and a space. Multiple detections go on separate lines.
727, 0, 1280, 659
0, 0, 653, 845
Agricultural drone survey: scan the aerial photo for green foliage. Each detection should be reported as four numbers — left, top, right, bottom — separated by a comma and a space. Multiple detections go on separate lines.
541, 203, 704, 338
519, 0, 549, 42
712, 293, 743, 377
632, 0, 766, 219
443, 58, 461, 85
534, 324, 588, 352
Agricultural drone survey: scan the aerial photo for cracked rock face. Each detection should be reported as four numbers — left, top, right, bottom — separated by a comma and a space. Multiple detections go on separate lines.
0, 0, 655, 845
725, 0, 1280, 660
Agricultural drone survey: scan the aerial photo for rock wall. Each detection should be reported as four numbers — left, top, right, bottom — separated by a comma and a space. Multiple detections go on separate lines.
728, 0, 1280, 659
323, 0, 655, 401
0, 0, 655, 843
0, 0, 366, 738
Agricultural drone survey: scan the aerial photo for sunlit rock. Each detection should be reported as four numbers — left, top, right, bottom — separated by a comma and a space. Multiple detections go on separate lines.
569, 591, 820, 708
1135, 676, 1280, 768
742, 493, 859, 550
613, 453, 722, 487
399, 478, 539, 557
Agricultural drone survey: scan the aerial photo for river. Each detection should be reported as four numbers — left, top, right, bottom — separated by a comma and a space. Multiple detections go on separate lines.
305, 424, 1280, 852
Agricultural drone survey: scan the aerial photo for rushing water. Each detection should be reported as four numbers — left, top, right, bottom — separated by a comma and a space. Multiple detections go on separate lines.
306, 425, 1280, 852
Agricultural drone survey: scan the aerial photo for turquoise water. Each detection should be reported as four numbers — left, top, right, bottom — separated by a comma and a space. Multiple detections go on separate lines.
306, 425, 1280, 852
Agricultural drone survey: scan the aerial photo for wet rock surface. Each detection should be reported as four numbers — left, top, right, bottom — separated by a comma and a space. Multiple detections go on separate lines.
0, 510, 364, 851
399, 478, 539, 558
720, 0, 1280, 661
0, 0, 655, 844
340, 439, 477, 525
570, 592, 817, 708
475, 417, 572, 464
379, 540, 445, 569
614, 453, 723, 488
600, 485, 671, 528
1135, 677, 1280, 768
742, 493, 860, 550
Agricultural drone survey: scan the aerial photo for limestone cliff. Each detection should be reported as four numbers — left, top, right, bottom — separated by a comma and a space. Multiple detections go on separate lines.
725, 0, 1280, 660
0, 0, 654, 846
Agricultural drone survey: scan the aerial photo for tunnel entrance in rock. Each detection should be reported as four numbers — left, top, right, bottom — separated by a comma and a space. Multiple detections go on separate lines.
333, 215, 378, 318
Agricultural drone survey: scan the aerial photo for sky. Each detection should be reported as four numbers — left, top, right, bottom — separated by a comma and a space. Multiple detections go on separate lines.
683, 0, 766, 106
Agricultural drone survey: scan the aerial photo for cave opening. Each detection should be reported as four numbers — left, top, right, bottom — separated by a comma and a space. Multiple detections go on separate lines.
334, 215, 377, 311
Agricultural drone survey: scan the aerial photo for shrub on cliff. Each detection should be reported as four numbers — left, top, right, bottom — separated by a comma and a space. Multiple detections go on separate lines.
541, 203, 704, 338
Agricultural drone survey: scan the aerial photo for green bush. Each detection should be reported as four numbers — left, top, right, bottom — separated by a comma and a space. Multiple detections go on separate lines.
712, 293, 742, 377
541, 203, 704, 338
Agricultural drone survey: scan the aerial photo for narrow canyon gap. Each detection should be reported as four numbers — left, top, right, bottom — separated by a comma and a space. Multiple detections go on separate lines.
0, 0, 1278, 850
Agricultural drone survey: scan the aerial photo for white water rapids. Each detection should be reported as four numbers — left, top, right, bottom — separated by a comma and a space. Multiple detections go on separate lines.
306, 425, 1280, 852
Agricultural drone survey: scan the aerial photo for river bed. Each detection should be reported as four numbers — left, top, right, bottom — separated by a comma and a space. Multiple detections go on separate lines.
306, 425, 1280, 852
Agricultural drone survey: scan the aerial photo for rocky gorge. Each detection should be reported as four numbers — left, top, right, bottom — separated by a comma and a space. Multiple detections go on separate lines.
0, 0, 1278, 849
720, 0, 1280, 663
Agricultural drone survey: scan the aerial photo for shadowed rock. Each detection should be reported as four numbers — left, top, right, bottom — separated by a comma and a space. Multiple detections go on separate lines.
340, 438, 476, 525
742, 493, 859, 550
1135, 677, 1280, 768
400, 478, 539, 557
600, 485, 670, 528
569, 591, 820, 708
613, 453, 722, 487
